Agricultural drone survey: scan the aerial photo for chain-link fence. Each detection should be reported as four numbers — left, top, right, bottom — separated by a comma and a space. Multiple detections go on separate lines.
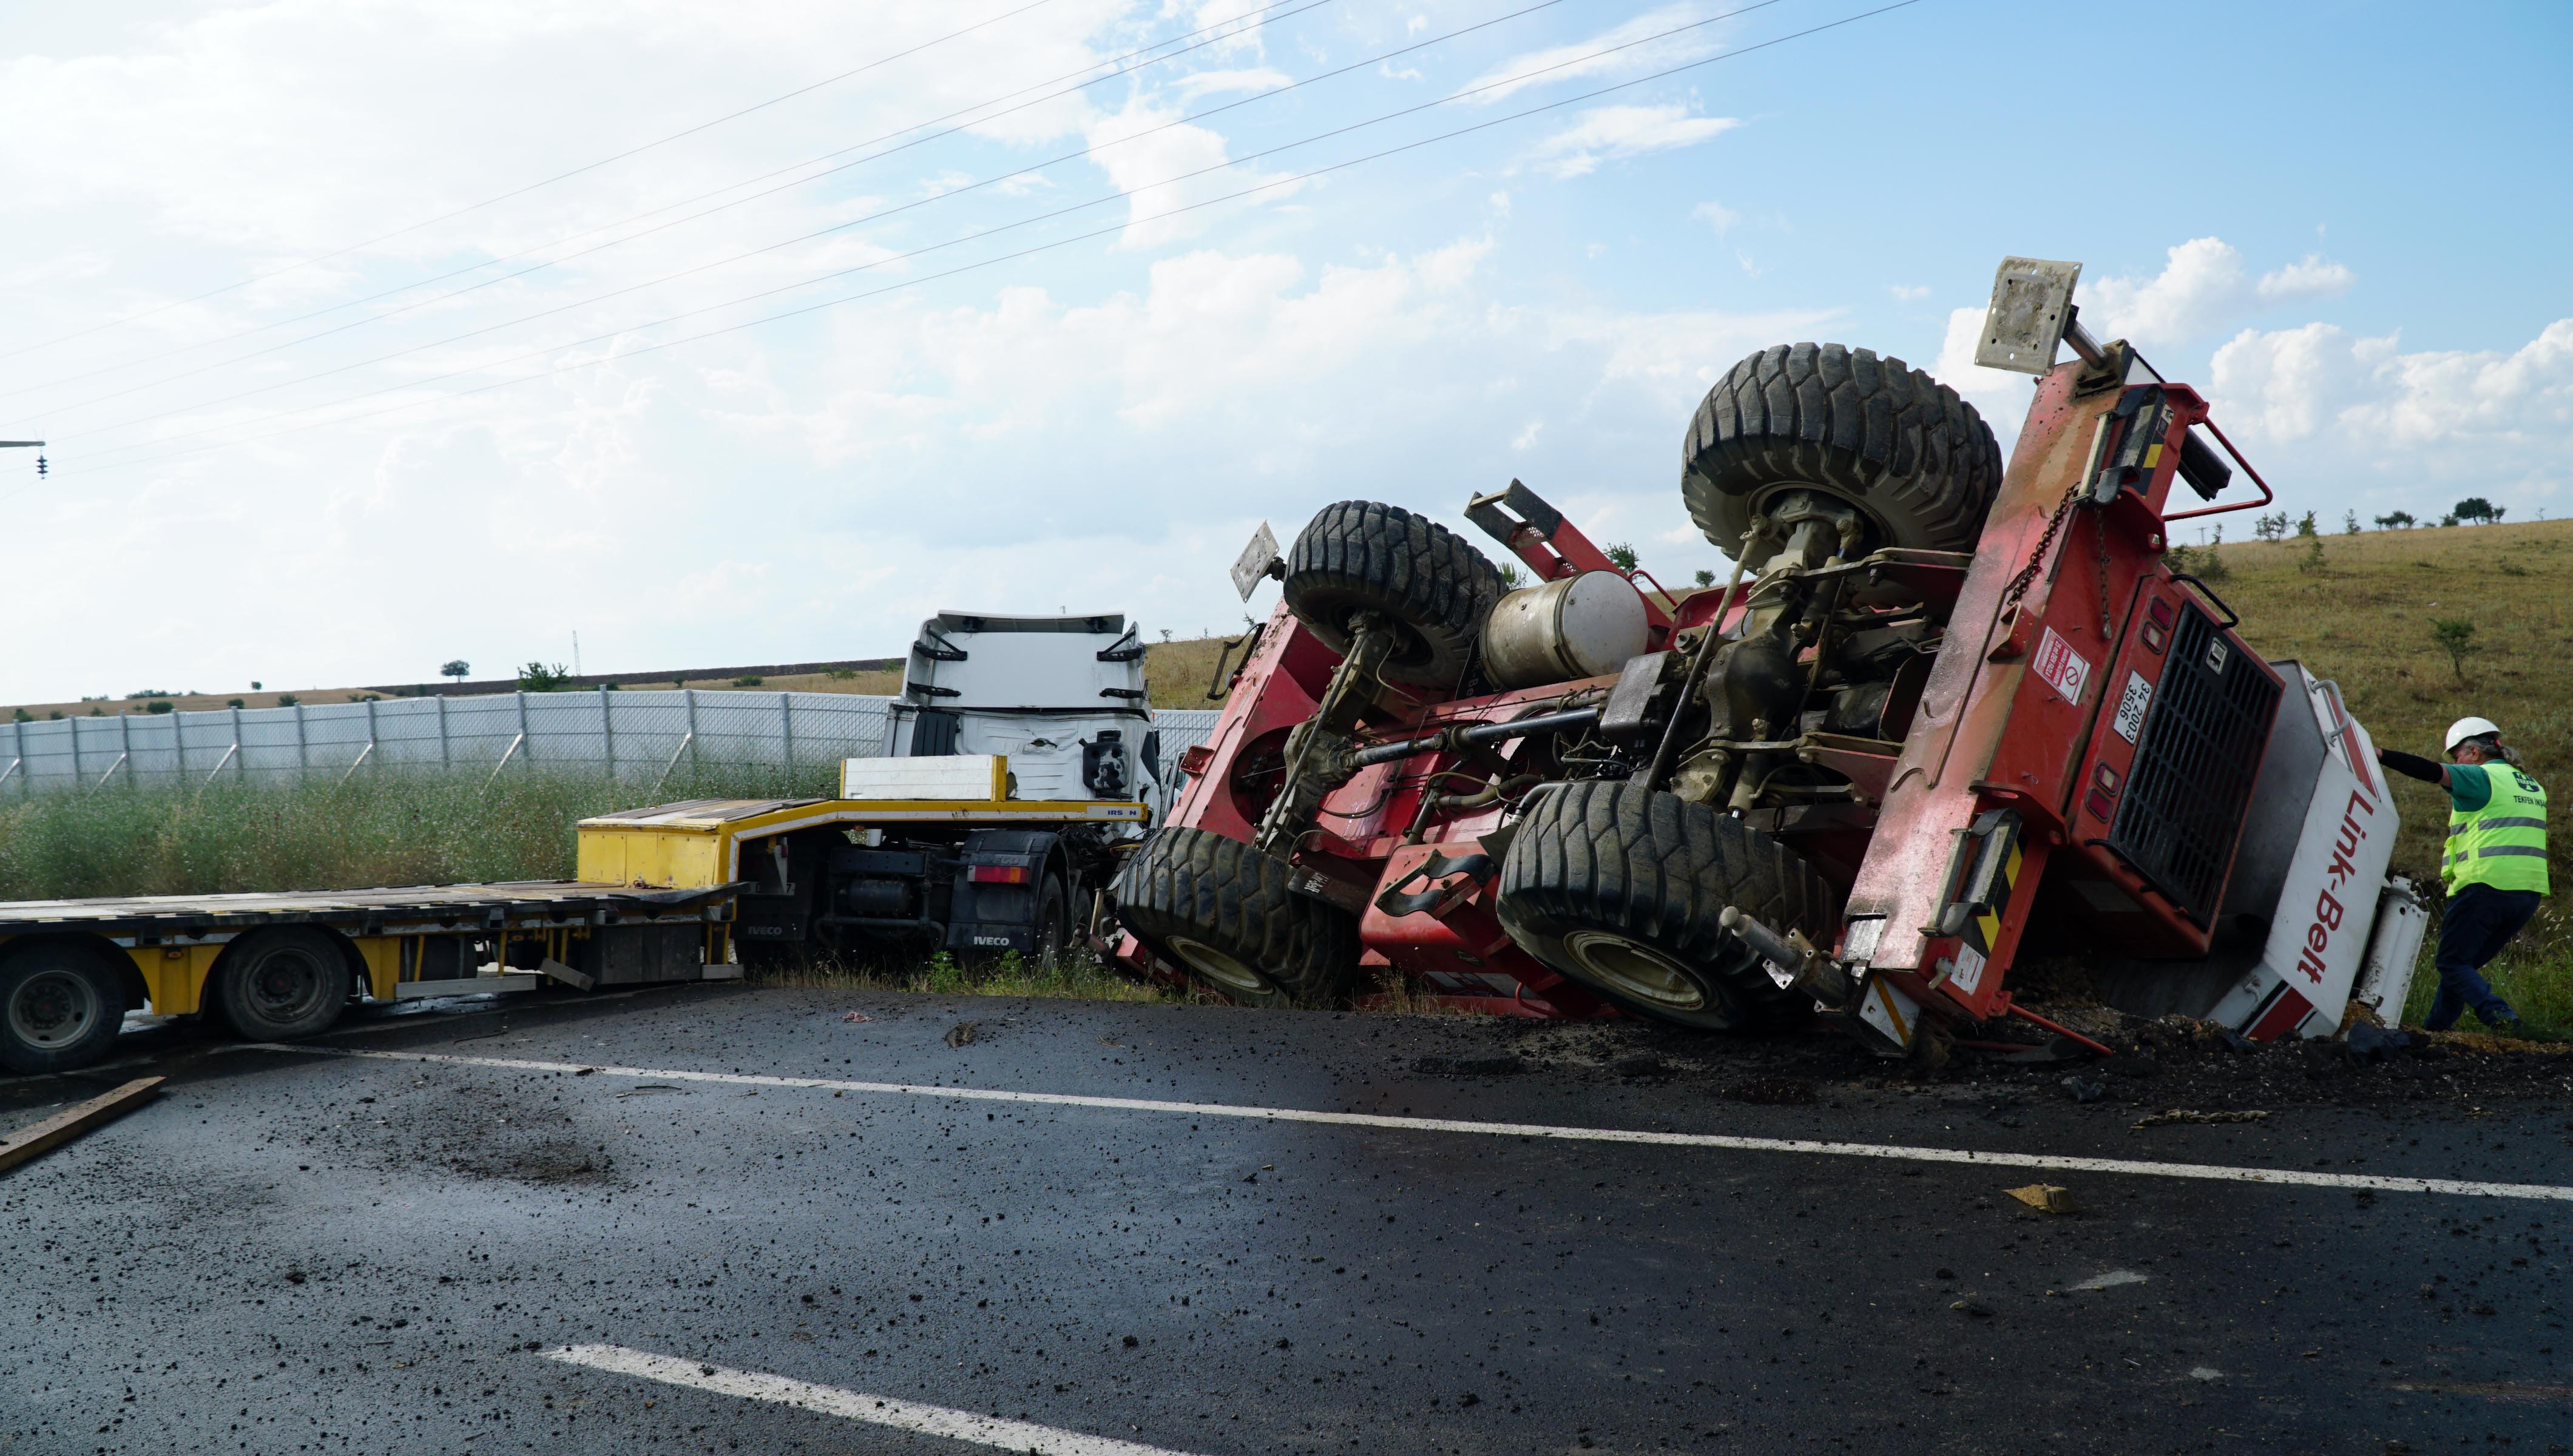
0, 689, 1222, 798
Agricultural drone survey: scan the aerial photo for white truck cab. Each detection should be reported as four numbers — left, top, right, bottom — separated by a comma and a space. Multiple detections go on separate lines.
887, 612, 1167, 819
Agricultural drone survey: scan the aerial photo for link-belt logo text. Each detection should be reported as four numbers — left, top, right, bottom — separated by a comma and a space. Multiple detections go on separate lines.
2299, 790, 2376, 983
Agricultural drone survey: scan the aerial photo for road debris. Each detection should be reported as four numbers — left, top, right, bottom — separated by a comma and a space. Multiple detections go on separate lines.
0, 1076, 163, 1176
944, 1022, 980, 1048
1412, 1054, 1525, 1077
2003, 1184, 2077, 1215
2132, 1108, 2269, 1129
840, 1011, 870, 1023
2069, 1270, 2148, 1291
1725, 1075, 1819, 1105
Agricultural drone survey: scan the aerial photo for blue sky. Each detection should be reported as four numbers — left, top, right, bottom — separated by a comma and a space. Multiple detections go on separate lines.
1, 0, 2566, 700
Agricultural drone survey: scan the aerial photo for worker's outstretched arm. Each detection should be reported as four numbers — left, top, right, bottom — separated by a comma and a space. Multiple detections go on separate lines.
2377, 747, 2449, 788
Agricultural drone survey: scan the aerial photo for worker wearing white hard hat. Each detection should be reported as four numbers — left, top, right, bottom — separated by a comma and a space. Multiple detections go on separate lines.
2377, 717, 2545, 1031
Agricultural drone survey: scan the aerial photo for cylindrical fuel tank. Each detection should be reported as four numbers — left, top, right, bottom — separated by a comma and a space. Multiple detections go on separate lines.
1481, 570, 1651, 688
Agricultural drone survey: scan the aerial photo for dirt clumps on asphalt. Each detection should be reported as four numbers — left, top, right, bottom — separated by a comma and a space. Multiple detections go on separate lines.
1390, 1003, 2573, 1111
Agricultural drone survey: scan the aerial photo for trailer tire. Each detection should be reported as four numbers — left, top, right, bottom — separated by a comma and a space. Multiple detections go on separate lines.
211, 927, 351, 1042
1111, 827, 1358, 1008
1283, 500, 1507, 686
0, 942, 127, 1074
1683, 342, 2002, 568
1493, 779, 1833, 1031
1033, 874, 1072, 968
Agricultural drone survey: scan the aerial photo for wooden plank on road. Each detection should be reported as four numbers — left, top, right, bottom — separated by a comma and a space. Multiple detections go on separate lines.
0, 1077, 163, 1176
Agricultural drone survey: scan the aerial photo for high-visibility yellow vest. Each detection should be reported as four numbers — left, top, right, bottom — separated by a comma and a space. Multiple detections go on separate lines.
2445, 766, 2550, 895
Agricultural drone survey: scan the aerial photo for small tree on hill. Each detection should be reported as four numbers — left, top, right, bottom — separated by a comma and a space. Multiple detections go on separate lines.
2294, 510, 2318, 539
2374, 510, 2416, 530
441, 659, 471, 682
2193, 524, 2231, 581
2453, 497, 2500, 525
1604, 542, 1639, 572
2297, 533, 2325, 574
2253, 511, 2289, 543
2430, 618, 2481, 684
517, 662, 573, 692
1693, 568, 1716, 588
2342, 510, 2361, 535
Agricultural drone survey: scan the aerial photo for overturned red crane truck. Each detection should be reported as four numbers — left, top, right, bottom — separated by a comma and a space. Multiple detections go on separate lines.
1109, 256, 2427, 1058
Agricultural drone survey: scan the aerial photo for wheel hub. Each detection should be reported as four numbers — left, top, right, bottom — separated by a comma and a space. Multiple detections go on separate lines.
1563, 931, 1708, 1013
8, 969, 101, 1050
1166, 935, 1270, 995
249, 952, 328, 1017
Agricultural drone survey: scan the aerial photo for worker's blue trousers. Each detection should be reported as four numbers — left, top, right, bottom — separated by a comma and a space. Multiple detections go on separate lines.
2426, 883, 2538, 1030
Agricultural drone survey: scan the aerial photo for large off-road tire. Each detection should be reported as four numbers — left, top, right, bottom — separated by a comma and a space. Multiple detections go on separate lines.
211, 926, 351, 1042
1282, 500, 1507, 686
1683, 342, 2003, 568
1493, 779, 1836, 1031
1111, 827, 1359, 1008
0, 942, 126, 1074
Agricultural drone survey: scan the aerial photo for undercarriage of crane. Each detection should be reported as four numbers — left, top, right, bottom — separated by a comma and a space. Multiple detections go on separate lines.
1111, 257, 2424, 1058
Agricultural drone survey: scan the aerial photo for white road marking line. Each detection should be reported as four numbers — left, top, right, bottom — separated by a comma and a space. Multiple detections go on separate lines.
544, 1344, 1203, 1456
242, 1043, 2573, 1203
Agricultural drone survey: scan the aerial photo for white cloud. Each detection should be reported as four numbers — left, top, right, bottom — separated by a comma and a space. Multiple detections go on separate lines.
1080, 96, 1302, 248
2083, 237, 2356, 351
1691, 200, 1739, 234
1527, 104, 1738, 179
1933, 305, 2036, 451
1168, 67, 1292, 101
2256, 252, 2356, 305
1465, 3, 1726, 104
1511, 420, 1543, 451
2216, 317, 2573, 448
2191, 317, 2573, 520
1888, 284, 1929, 301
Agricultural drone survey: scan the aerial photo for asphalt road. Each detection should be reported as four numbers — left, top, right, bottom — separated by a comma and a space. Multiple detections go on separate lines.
1, 983, 2568, 1455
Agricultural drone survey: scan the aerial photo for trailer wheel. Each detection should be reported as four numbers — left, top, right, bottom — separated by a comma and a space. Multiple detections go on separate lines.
0, 943, 126, 1074
1033, 874, 1071, 967
1111, 827, 1358, 1008
1493, 779, 1833, 1031
212, 927, 351, 1042
1683, 342, 2002, 568
1283, 500, 1507, 686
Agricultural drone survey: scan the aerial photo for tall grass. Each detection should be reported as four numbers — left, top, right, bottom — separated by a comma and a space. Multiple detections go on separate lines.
0, 764, 824, 900
750, 947, 1193, 1005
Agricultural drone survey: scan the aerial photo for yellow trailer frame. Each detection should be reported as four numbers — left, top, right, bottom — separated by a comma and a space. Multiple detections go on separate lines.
576, 789, 1148, 892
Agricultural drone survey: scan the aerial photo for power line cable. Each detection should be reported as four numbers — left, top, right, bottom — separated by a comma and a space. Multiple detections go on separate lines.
0, 0, 1071, 365
0, 0, 1337, 404
59, 0, 1924, 481
49, 0, 1700, 445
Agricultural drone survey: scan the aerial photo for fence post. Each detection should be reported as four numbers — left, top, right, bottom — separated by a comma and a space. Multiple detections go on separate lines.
685, 689, 700, 774
438, 695, 450, 771
600, 685, 615, 780
516, 691, 529, 774
120, 713, 133, 792
294, 703, 308, 775
364, 698, 379, 778
779, 690, 794, 780
10, 720, 22, 800
229, 705, 243, 785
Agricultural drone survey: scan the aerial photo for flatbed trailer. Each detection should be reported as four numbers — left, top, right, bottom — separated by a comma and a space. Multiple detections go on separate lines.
573, 758, 1151, 964
0, 880, 742, 1074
